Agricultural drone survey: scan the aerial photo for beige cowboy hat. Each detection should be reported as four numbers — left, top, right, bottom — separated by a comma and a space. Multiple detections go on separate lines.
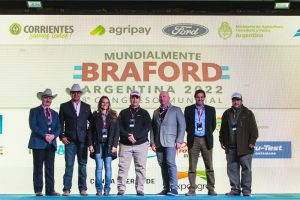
65, 83, 86, 94
37, 88, 57, 100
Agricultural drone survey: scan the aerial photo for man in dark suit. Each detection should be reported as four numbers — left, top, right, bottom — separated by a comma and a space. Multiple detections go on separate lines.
184, 89, 217, 196
59, 84, 92, 196
28, 88, 61, 196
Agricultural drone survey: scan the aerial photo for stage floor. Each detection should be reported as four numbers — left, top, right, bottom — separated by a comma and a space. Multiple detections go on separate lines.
0, 194, 299, 200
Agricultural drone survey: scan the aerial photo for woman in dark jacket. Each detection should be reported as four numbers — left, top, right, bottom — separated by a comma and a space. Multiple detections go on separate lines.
87, 96, 120, 195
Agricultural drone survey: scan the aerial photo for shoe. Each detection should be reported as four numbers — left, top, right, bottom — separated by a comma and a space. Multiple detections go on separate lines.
185, 190, 196, 196
208, 190, 217, 195
35, 192, 43, 196
46, 191, 60, 196
157, 190, 168, 195
225, 190, 240, 196
62, 190, 70, 196
80, 190, 88, 196
243, 191, 251, 196
137, 191, 144, 196
167, 189, 178, 196
117, 190, 125, 195
104, 190, 110, 196
96, 190, 102, 196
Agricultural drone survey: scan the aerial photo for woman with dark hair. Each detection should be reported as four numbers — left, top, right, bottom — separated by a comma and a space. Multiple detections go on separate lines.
87, 96, 120, 195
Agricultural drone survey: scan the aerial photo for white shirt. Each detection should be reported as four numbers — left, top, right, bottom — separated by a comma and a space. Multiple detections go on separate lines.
73, 101, 81, 117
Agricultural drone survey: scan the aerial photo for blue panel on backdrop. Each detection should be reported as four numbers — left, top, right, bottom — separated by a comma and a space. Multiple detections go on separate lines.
0, 115, 2, 134
254, 141, 291, 159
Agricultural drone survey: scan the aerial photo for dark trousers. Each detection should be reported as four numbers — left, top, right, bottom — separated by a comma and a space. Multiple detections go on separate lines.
32, 147, 56, 193
188, 137, 215, 192
156, 147, 178, 191
63, 142, 88, 192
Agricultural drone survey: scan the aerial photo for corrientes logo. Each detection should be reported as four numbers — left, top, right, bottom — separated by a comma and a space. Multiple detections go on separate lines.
9, 22, 74, 39
162, 23, 209, 38
10, 23, 22, 35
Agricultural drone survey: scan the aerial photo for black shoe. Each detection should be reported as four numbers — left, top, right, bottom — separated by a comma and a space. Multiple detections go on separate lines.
137, 191, 144, 196
117, 190, 125, 195
157, 190, 168, 195
35, 192, 43, 196
167, 189, 178, 196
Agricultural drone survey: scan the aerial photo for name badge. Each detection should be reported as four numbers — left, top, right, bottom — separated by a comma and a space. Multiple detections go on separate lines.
102, 129, 107, 138
197, 123, 203, 131
129, 119, 135, 128
232, 124, 237, 131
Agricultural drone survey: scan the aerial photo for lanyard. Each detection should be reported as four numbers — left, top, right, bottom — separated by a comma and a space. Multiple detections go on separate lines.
196, 105, 204, 123
130, 107, 140, 119
102, 112, 107, 128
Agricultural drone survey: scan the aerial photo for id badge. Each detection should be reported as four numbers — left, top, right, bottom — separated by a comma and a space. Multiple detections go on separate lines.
232, 124, 237, 131
129, 119, 135, 128
197, 123, 203, 131
102, 128, 107, 138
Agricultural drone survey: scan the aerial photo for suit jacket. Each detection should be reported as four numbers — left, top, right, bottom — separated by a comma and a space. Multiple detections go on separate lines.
151, 104, 186, 147
184, 104, 216, 150
28, 105, 61, 150
87, 111, 120, 159
59, 100, 92, 143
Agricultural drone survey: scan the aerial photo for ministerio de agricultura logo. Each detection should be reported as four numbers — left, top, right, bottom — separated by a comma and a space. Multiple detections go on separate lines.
10, 23, 22, 35
218, 22, 232, 40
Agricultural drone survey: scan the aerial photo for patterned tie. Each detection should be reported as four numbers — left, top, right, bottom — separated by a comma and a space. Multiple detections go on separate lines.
46, 108, 51, 122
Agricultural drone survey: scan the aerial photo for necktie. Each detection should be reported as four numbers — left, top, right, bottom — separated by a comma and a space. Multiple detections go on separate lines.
46, 108, 51, 122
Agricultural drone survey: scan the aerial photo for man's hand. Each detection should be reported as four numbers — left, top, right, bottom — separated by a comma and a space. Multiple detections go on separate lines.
151, 144, 156, 152
61, 137, 70, 145
220, 143, 225, 150
249, 144, 254, 149
89, 145, 94, 153
128, 133, 136, 144
112, 147, 117, 153
176, 142, 182, 149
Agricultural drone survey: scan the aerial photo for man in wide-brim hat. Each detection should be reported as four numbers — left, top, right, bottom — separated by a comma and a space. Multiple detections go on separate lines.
28, 88, 61, 196
59, 84, 92, 196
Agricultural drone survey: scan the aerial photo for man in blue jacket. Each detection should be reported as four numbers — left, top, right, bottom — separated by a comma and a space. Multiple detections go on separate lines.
28, 88, 61, 196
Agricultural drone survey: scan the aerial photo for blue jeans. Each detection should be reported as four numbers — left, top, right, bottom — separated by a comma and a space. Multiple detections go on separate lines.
156, 147, 178, 191
95, 143, 112, 192
63, 142, 87, 192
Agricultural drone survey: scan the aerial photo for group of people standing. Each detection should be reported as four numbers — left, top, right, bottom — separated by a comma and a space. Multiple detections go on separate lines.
28, 83, 258, 197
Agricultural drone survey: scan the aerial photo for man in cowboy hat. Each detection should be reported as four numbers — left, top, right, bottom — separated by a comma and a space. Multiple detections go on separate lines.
28, 88, 61, 196
59, 84, 92, 196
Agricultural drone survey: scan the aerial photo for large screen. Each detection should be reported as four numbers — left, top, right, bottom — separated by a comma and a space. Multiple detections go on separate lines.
0, 15, 299, 194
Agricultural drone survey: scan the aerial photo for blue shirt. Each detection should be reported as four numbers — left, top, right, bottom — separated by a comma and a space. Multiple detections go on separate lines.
194, 105, 206, 137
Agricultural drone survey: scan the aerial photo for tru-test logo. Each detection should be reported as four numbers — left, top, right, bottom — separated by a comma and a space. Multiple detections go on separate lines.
72, 62, 230, 82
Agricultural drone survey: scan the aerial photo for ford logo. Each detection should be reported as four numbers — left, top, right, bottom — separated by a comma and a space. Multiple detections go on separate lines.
162, 23, 209, 38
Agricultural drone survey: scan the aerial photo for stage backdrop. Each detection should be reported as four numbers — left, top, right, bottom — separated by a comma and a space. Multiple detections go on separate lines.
0, 15, 299, 194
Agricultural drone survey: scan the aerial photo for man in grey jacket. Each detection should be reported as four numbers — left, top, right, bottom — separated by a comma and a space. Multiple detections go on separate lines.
150, 91, 186, 196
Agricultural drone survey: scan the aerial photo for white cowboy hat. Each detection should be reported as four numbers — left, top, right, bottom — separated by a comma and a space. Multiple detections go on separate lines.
37, 88, 57, 100
65, 84, 86, 94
